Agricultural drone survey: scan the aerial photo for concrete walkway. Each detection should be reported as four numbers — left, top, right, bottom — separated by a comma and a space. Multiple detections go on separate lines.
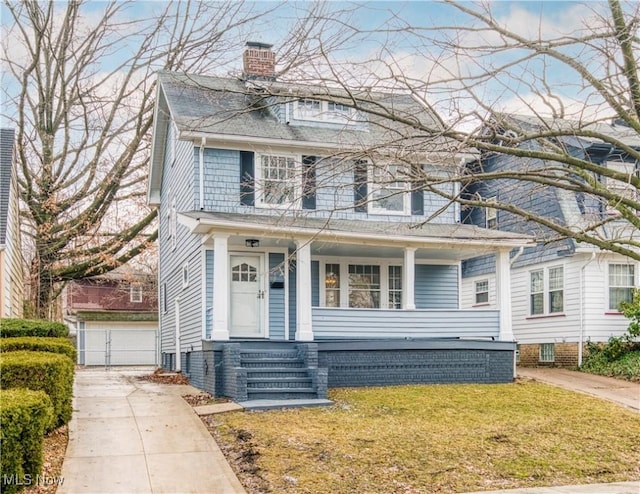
58, 368, 246, 494
517, 367, 640, 413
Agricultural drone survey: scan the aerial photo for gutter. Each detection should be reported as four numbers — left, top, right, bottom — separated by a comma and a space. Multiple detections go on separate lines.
579, 251, 597, 366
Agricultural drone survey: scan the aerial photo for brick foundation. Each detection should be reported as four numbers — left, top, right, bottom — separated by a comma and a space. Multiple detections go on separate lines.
517, 342, 583, 368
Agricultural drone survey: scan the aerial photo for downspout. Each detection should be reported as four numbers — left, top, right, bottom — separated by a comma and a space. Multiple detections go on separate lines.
199, 137, 205, 210
579, 251, 597, 366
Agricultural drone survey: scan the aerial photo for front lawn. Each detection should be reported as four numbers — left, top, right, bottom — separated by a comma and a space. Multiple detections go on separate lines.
206, 381, 640, 494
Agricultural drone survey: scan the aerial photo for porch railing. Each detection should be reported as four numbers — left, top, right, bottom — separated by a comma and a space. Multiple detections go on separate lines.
311, 307, 500, 340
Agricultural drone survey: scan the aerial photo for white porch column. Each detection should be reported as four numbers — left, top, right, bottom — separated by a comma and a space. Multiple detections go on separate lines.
295, 239, 314, 341
403, 247, 416, 310
211, 234, 230, 340
495, 248, 515, 342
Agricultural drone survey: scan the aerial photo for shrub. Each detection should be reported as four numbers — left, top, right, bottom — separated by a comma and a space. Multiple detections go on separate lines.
0, 388, 53, 494
0, 318, 68, 338
0, 337, 77, 362
0, 351, 74, 429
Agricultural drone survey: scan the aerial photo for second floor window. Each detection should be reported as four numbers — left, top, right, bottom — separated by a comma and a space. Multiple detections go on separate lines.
130, 285, 142, 303
486, 197, 498, 229
606, 159, 638, 214
370, 164, 410, 215
256, 154, 300, 208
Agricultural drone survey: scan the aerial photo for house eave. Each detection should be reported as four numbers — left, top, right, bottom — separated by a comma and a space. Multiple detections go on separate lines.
178, 213, 533, 251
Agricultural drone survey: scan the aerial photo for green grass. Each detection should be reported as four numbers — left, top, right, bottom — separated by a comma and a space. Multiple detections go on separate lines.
209, 382, 640, 494
580, 350, 640, 382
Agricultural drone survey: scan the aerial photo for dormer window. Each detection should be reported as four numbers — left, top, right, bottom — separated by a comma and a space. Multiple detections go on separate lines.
294, 99, 356, 124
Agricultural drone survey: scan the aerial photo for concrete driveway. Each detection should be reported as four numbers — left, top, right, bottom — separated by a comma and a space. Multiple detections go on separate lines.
58, 367, 246, 494
517, 367, 640, 413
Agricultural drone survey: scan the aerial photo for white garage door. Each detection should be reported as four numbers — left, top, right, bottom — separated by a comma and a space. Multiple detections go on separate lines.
79, 322, 158, 366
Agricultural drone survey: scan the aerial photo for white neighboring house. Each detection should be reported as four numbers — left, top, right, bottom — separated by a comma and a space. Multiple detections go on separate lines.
462, 116, 639, 367
0, 128, 24, 319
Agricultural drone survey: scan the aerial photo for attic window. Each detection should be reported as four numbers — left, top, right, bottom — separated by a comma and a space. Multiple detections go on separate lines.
130, 285, 142, 303
294, 99, 355, 124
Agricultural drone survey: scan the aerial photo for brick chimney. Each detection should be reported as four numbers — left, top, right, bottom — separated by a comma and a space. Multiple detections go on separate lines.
242, 41, 276, 80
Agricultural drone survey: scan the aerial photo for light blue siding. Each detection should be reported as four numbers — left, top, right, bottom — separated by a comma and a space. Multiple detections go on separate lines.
199, 146, 457, 223
268, 253, 286, 340
313, 308, 499, 339
415, 265, 458, 309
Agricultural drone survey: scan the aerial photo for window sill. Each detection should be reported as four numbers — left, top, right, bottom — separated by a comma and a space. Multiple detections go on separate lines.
526, 313, 566, 320
368, 210, 411, 217
472, 303, 491, 307
604, 311, 625, 316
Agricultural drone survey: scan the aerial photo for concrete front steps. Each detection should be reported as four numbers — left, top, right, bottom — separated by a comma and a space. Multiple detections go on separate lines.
221, 342, 329, 408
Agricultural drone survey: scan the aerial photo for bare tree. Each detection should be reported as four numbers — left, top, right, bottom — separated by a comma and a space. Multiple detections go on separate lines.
262, 0, 640, 259
1, 0, 270, 318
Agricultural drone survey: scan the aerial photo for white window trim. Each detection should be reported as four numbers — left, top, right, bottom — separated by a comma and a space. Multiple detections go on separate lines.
607, 262, 636, 312
368, 163, 411, 216
254, 152, 302, 210
528, 265, 564, 316
130, 285, 142, 303
605, 159, 638, 215
161, 283, 167, 314
317, 257, 403, 310
169, 195, 177, 251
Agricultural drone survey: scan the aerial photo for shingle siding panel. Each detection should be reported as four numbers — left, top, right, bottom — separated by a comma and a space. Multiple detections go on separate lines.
268, 253, 286, 340
415, 264, 459, 309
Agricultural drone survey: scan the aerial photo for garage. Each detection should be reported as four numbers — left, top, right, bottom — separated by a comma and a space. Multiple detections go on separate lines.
77, 318, 158, 367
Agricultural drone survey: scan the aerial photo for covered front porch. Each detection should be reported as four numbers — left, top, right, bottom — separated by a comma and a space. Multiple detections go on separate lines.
181, 211, 532, 344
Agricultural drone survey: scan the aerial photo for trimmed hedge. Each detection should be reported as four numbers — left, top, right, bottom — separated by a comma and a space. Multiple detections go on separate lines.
0, 388, 54, 494
0, 318, 68, 338
0, 337, 77, 362
0, 351, 74, 430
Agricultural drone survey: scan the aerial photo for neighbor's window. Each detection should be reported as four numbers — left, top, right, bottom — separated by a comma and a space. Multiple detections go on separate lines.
182, 263, 189, 289
539, 343, 555, 363
256, 154, 300, 208
348, 264, 381, 308
548, 266, 564, 313
161, 283, 167, 314
130, 285, 142, 303
605, 159, 638, 214
169, 195, 177, 250
475, 279, 489, 304
324, 263, 340, 308
530, 270, 544, 315
609, 263, 635, 311
370, 164, 409, 215
388, 265, 403, 309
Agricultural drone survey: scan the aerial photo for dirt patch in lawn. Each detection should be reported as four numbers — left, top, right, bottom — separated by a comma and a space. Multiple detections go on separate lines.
205, 382, 640, 494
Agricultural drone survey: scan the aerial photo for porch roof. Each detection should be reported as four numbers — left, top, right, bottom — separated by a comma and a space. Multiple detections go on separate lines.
179, 211, 533, 253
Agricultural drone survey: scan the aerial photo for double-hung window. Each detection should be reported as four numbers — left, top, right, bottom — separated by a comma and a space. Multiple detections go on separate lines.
320, 261, 402, 309
475, 279, 489, 305
256, 153, 300, 208
608, 263, 635, 311
295, 99, 355, 124
530, 266, 563, 316
486, 197, 498, 229
130, 285, 142, 303
370, 164, 410, 215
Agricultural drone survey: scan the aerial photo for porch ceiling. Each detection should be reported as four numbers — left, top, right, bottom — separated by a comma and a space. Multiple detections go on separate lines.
181, 210, 533, 259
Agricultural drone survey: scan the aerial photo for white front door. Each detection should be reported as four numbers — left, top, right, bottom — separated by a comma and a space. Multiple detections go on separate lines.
229, 254, 265, 337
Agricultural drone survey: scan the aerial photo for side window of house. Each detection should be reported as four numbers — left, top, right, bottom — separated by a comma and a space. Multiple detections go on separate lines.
539, 343, 555, 363
486, 196, 497, 229
130, 284, 142, 303
530, 266, 564, 315
475, 279, 489, 305
609, 263, 635, 311
182, 263, 189, 289
160, 283, 167, 314
169, 195, 177, 251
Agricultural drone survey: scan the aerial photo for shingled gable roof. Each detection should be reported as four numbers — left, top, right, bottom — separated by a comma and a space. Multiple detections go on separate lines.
149, 71, 462, 205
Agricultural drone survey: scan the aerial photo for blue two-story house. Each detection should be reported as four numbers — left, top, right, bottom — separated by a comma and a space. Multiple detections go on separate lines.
147, 43, 532, 403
